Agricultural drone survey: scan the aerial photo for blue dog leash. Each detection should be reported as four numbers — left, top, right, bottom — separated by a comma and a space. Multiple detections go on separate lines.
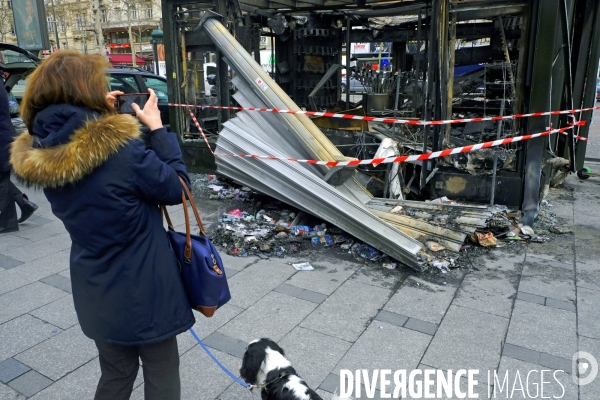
189, 328, 251, 389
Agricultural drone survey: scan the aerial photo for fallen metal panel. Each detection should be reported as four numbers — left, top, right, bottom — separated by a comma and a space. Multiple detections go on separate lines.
216, 118, 427, 270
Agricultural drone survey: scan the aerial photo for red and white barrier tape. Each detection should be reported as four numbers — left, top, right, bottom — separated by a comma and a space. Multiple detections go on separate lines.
170, 102, 599, 128
187, 106, 214, 154
187, 111, 577, 166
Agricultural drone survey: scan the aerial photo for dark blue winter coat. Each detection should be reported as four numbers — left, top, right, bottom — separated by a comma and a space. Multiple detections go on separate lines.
10, 104, 195, 345
0, 84, 17, 172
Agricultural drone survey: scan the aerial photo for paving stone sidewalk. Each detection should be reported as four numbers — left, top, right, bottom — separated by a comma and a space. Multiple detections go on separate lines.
1, 168, 599, 399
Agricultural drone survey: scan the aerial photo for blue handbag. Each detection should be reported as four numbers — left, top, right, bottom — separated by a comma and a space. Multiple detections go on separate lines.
162, 178, 231, 317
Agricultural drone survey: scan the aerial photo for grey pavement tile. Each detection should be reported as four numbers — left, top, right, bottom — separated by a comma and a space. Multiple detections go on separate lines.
545, 297, 576, 312
7, 370, 53, 398
454, 270, 518, 319
39, 274, 72, 294
415, 363, 491, 400
12, 221, 68, 242
0, 359, 30, 384
527, 234, 575, 259
225, 259, 296, 309
404, 318, 438, 336
179, 344, 245, 400
0, 251, 70, 296
336, 321, 431, 373
15, 326, 97, 381
527, 255, 574, 270
0, 282, 67, 324
219, 253, 258, 271
58, 269, 70, 279
295, 289, 327, 304
576, 259, 600, 291
350, 264, 400, 289
274, 283, 304, 297
28, 296, 79, 330
495, 356, 577, 399
215, 382, 256, 400
20, 215, 54, 226
320, 373, 389, 400
202, 332, 248, 359
518, 262, 575, 303
0, 315, 60, 361
505, 300, 577, 359
0, 382, 26, 399
516, 291, 546, 305
0, 255, 22, 271
384, 277, 456, 324
374, 310, 408, 328
577, 287, 600, 340
422, 305, 509, 382
219, 291, 317, 343
0, 235, 29, 254
539, 353, 572, 374
2, 233, 72, 263
177, 303, 245, 355
280, 326, 352, 389
502, 343, 540, 365
285, 260, 361, 295
300, 279, 391, 342
485, 251, 526, 273
29, 358, 100, 400
578, 336, 600, 400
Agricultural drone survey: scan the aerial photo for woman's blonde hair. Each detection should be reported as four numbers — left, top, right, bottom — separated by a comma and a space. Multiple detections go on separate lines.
20, 50, 114, 132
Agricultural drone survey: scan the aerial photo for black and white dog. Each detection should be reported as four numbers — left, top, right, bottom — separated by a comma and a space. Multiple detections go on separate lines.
240, 338, 351, 400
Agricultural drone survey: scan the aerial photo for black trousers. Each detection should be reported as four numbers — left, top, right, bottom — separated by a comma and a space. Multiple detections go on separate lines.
94, 337, 181, 400
0, 171, 17, 230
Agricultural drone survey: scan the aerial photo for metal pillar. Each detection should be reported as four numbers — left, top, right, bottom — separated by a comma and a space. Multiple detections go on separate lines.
521, 0, 561, 226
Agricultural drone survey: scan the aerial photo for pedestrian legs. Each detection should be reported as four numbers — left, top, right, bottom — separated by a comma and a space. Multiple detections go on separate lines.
94, 341, 140, 400
0, 171, 18, 233
138, 337, 180, 400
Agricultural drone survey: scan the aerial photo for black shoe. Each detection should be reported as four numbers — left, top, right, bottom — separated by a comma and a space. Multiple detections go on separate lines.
0, 226, 19, 234
18, 200, 38, 223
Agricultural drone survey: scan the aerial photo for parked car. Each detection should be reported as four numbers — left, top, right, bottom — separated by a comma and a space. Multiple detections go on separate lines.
596, 77, 600, 101
341, 76, 367, 93
106, 68, 171, 127
1, 43, 175, 128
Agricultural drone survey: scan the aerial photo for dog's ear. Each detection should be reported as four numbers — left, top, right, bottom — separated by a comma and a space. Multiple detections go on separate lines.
262, 338, 285, 356
240, 342, 265, 385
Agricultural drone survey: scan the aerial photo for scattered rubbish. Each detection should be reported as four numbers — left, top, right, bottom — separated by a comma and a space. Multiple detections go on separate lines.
292, 262, 314, 271
430, 196, 454, 204
244, 235, 257, 243
471, 232, 497, 247
351, 244, 381, 261
426, 241, 446, 252
432, 260, 451, 273
390, 206, 403, 214
549, 226, 573, 234
519, 224, 535, 235
291, 225, 313, 236
382, 263, 397, 270
530, 235, 549, 243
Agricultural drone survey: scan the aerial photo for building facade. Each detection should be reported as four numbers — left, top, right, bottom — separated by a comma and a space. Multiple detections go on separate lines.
2, 0, 161, 64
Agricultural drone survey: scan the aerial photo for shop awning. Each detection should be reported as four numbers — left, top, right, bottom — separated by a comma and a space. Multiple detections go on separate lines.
107, 54, 147, 65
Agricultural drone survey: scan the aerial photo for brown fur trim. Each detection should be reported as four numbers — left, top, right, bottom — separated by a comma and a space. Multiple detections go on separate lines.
10, 114, 142, 188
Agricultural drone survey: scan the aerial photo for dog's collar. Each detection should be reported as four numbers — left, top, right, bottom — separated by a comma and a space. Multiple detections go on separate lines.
249, 371, 289, 392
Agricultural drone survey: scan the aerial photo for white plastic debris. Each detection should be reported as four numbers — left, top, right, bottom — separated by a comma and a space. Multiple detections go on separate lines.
382, 263, 397, 270
292, 262, 314, 271
433, 260, 451, 274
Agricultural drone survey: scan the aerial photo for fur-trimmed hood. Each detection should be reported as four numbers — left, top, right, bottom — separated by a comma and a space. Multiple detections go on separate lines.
10, 104, 141, 188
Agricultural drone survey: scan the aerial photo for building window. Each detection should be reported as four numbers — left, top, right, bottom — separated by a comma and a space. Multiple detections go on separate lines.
75, 14, 87, 30
130, 8, 136, 20
101, 9, 107, 23
145, 6, 152, 19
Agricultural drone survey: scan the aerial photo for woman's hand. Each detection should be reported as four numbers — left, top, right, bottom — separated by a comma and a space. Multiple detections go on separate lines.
106, 90, 123, 107
132, 89, 163, 131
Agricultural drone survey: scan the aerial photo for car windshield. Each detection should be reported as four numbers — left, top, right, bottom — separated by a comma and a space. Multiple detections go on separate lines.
0, 49, 37, 65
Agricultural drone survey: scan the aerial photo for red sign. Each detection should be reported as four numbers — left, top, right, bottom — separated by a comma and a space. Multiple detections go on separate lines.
108, 43, 131, 48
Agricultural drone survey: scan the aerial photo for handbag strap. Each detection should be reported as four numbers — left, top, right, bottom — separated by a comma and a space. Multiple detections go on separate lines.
161, 176, 207, 263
